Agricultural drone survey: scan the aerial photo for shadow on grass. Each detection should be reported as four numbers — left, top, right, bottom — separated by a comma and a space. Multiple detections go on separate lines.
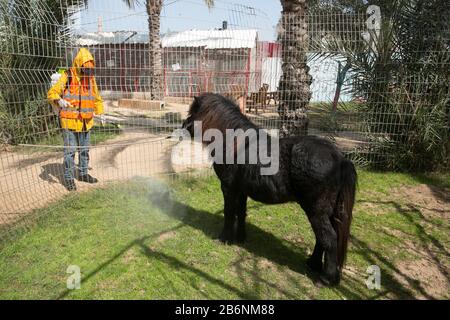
155, 194, 439, 299
56, 224, 259, 300
55, 187, 444, 299
357, 198, 450, 299
56, 196, 318, 299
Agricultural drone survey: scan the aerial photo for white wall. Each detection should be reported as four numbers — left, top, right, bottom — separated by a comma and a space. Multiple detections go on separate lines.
261, 57, 282, 92
308, 56, 353, 102
260, 55, 353, 102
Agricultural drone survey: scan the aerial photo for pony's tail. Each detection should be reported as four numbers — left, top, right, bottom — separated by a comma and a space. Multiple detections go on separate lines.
334, 159, 357, 271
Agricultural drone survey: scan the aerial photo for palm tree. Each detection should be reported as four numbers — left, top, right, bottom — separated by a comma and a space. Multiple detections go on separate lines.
310, 0, 450, 171
277, 0, 312, 137
124, 0, 214, 100
146, 0, 163, 100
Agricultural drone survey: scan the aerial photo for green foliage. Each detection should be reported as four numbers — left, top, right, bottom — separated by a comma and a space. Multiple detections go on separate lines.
0, 94, 57, 145
358, 0, 449, 171
313, 0, 450, 171
0, 0, 83, 145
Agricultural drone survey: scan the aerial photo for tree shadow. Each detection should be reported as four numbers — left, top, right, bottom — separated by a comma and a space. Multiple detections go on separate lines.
154, 196, 312, 276
230, 249, 306, 299
357, 198, 449, 299
350, 235, 436, 299
55, 191, 323, 299
97, 144, 129, 168
54, 184, 447, 300
137, 242, 258, 299
56, 224, 256, 300
160, 194, 447, 299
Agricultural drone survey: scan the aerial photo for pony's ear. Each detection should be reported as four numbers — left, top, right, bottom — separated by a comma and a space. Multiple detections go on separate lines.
190, 96, 201, 114
191, 96, 200, 108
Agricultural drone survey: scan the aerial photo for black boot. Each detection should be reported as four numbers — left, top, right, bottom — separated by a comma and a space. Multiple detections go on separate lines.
78, 174, 98, 184
64, 179, 77, 191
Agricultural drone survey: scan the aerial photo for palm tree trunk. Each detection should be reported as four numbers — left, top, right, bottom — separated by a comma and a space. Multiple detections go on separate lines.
277, 0, 312, 137
146, 0, 163, 100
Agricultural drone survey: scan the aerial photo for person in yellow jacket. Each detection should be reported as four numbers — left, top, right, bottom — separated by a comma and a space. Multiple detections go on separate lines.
48, 48, 104, 191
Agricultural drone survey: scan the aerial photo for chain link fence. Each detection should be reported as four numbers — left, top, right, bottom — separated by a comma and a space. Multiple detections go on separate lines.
0, 0, 448, 238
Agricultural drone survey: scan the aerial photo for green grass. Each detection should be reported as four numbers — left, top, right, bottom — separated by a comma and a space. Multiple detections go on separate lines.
308, 101, 363, 112
307, 102, 364, 133
0, 170, 448, 299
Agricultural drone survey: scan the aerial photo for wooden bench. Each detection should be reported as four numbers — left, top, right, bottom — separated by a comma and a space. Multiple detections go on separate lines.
246, 84, 269, 114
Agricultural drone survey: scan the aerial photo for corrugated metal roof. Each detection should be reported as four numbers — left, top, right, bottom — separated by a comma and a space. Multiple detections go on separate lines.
75, 31, 149, 46
76, 29, 258, 49
161, 29, 258, 49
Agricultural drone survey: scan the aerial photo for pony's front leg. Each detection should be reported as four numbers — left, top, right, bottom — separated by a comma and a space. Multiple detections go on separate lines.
219, 189, 237, 244
219, 188, 247, 244
235, 193, 248, 243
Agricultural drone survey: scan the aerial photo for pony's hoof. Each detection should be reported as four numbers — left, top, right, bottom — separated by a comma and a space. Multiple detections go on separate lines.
217, 232, 234, 245
217, 238, 233, 245
319, 273, 341, 287
306, 257, 323, 272
312, 277, 326, 288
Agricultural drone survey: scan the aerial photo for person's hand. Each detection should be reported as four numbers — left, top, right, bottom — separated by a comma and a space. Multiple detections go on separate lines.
100, 114, 106, 126
57, 99, 71, 109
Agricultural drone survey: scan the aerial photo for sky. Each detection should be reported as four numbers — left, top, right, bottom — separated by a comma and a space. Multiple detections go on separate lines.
73, 0, 282, 41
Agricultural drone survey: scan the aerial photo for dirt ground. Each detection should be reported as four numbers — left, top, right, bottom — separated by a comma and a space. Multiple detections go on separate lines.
385, 184, 450, 299
0, 100, 213, 227
0, 131, 176, 225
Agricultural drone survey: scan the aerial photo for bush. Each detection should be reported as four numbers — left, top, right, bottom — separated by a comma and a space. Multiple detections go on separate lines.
314, 0, 450, 171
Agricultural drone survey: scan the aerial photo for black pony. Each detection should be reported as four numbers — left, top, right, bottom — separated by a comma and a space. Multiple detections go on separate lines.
182, 93, 357, 285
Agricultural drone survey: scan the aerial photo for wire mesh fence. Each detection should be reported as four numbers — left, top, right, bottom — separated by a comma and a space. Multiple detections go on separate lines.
0, 0, 449, 238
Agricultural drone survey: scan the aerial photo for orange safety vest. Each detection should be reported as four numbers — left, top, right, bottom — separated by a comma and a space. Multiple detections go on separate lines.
60, 69, 95, 120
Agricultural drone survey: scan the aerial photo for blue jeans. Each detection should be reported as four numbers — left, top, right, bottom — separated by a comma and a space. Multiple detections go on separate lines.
63, 130, 90, 181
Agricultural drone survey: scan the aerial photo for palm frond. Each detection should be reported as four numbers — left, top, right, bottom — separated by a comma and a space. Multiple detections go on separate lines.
311, 0, 449, 171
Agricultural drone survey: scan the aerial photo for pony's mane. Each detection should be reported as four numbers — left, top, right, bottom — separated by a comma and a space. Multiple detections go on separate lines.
188, 93, 258, 132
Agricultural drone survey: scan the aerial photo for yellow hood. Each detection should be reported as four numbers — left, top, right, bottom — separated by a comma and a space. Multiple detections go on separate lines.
72, 48, 95, 76
47, 47, 104, 132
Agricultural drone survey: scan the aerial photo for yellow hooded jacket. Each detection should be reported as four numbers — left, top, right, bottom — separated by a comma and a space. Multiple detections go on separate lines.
48, 48, 103, 132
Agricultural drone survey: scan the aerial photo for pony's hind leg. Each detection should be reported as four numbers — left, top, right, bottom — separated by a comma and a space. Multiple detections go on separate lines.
306, 238, 323, 272
307, 201, 340, 286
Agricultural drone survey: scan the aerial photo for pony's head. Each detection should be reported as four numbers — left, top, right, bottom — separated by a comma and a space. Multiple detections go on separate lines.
182, 93, 256, 139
